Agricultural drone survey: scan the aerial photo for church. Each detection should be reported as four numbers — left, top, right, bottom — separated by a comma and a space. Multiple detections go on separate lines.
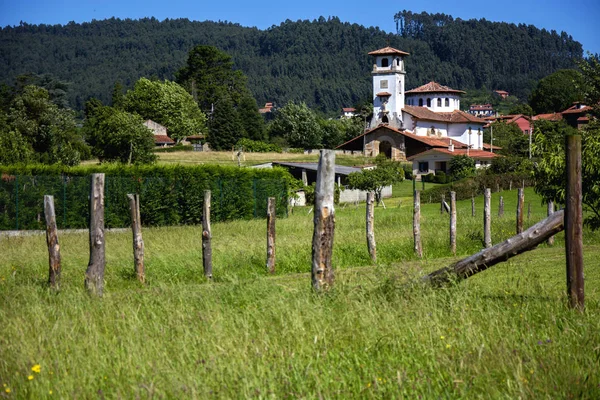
337, 47, 498, 177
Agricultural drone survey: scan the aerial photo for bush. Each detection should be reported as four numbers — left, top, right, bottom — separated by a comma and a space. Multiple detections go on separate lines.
0, 164, 291, 230
433, 171, 448, 184
422, 173, 435, 183
304, 183, 342, 206
402, 163, 413, 180
236, 138, 282, 153
287, 148, 305, 154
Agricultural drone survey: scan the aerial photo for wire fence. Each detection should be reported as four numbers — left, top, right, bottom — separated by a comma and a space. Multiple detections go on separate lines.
0, 175, 288, 230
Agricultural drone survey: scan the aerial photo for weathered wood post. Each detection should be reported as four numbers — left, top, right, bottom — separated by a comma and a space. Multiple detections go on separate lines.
202, 190, 213, 279
484, 188, 492, 248
413, 190, 422, 258
44, 195, 61, 290
565, 134, 584, 310
311, 150, 335, 292
450, 191, 456, 255
517, 188, 524, 234
509, 181, 512, 191
127, 194, 145, 283
266, 197, 276, 274
85, 173, 106, 296
440, 194, 445, 214
366, 192, 376, 263
527, 202, 531, 220
496, 183, 500, 193
498, 195, 504, 217
471, 196, 475, 217
547, 201, 555, 246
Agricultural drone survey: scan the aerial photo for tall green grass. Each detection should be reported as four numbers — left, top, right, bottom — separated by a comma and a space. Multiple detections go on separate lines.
1, 187, 598, 398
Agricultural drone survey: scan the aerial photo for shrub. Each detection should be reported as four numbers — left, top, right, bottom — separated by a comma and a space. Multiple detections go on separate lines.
433, 171, 447, 184
0, 164, 291, 230
154, 145, 194, 153
402, 163, 413, 180
236, 138, 282, 153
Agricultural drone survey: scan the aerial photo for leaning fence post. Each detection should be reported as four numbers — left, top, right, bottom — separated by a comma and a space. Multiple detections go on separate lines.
366, 192, 376, 263
202, 190, 213, 279
266, 197, 276, 274
450, 191, 456, 255
85, 173, 106, 296
44, 195, 61, 290
414, 190, 422, 258
484, 188, 491, 248
311, 149, 335, 292
440, 194, 445, 214
127, 194, 145, 283
471, 196, 475, 217
517, 188, 524, 234
547, 201, 555, 246
498, 195, 504, 217
565, 134, 584, 310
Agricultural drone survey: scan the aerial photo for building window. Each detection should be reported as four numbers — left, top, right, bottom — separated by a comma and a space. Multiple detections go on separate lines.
445, 98, 449, 107
427, 98, 431, 107
437, 98, 442, 107
381, 58, 389, 67
419, 98, 423, 107
380, 80, 388, 89
418, 161, 429, 173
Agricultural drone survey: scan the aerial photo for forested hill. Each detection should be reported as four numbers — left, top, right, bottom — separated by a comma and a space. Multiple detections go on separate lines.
0, 14, 583, 114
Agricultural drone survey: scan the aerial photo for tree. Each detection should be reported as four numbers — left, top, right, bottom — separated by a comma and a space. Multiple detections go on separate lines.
347, 154, 405, 204
0, 128, 32, 164
122, 78, 207, 143
448, 155, 475, 180
208, 95, 243, 151
533, 118, 600, 229
483, 121, 529, 157
577, 54, 600, 111
237, 94, 266, 142
7, 85, 87, 165
84, 104, 156, 164
529, 69, 586, 114
507, 103, 533, 116
268, 101, 322, 148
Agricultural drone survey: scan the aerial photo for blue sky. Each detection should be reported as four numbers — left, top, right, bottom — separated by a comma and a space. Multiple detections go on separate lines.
1, 0, 599, 54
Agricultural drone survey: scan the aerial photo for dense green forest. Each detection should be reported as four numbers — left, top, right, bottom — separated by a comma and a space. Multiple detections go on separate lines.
0, 13, 583, 114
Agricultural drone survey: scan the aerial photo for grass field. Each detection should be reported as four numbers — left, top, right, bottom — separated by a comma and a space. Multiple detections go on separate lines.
1, 187, 599, 398
156, 150, 374, 167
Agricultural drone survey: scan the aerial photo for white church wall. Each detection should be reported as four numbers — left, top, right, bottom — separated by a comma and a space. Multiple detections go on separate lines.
413, 121, 448, 137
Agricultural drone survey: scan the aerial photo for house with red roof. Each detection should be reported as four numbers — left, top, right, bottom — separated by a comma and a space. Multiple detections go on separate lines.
341, 107, 356, 118
337, 46, 499, 178
468, 104, 495, 118
484, 114, 532, 135
494, 90, 509, 99
143, 119, 175, 147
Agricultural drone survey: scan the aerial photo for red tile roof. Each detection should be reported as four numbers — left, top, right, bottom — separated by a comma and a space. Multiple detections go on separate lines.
407, 148, 499, 161
494, 90, 509, 95
533, 113, 563, 121
368, 46, 410, 56
561, 104, 592, 115
376, 92, 392, 97
405, 81, 466, 95
342, 107, 356, 112
469, 104, 493, 110
403, 105, 487, 124
154, 135, 175, 144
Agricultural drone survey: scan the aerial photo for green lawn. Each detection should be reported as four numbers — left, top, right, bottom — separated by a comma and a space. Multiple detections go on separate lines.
1, 188, 598, 398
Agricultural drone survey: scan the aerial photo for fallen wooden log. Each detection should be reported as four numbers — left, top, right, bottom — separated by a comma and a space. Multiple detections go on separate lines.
423, 209, 564, 286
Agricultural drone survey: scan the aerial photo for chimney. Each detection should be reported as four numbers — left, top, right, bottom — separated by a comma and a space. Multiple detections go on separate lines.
449, 140, 454, 152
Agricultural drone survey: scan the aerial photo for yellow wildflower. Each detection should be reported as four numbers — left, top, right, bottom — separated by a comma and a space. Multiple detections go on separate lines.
446, 344, 452, 349
5, 388, 11, 393
49, 390, 53, 394
31, 364, 41, 373
28, 375, 34, 380
440, 336, 445, 340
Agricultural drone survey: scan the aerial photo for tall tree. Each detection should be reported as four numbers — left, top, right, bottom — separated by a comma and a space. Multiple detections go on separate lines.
529, 70, 586, 114
483, 121, 529, 158
237, 94, 266, 141
208, 95, 243, 151
268, 101, 322, 148
122, 77, 207, 143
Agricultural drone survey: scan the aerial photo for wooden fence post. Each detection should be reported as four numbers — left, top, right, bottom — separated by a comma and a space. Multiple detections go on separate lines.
565, 134, 584, 310
413, 190, 423, 258
517, 188, 524, 234
202, 190, 213, 279
509, 181, 512, 191
440, 194, 445, 214
312, 149, 335, 292
44, 195, 61, 290
85, 173, 105, 296
527, 202, 531, 220
471, 196, 475, 217
484, 188, 491, 248
366, 192, 376, 263
266, 197, 276, 274
127, 194, 145, 283
498, 195, 504, 217
450, 191, 456, 255
547, 201, 555, 245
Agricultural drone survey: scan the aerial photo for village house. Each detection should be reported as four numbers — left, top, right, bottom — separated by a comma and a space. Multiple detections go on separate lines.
341, 107, 356, 118
143, 119, 175, 147
337, 46, 499, 178
484, 114, 532, 135
468, 104, 495, 118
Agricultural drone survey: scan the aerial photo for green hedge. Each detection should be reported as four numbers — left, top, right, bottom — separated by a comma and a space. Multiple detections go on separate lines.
153, 145, 194, 153
420, 173, 534, 203
0, 164, 290, 230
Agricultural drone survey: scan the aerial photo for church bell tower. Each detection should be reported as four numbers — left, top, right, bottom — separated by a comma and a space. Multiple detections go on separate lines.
368, 47, 409, 129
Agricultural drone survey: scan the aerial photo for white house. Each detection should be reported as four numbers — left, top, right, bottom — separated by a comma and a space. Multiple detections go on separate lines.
338, 46, 498, 177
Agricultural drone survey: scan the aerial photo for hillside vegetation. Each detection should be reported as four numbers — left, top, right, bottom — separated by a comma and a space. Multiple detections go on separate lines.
0, 13, 582, 113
